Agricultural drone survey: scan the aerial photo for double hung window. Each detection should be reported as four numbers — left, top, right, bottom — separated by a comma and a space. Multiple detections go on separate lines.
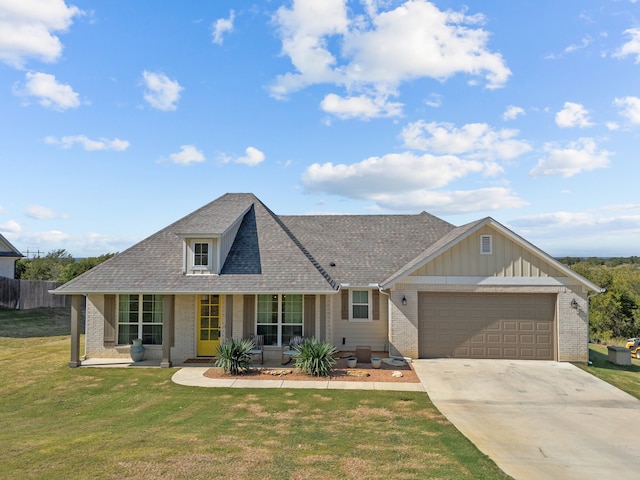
117, 294, 163, 345
351, 290, 370, 321
256, 294, 303, 346
191, 240, 212, 270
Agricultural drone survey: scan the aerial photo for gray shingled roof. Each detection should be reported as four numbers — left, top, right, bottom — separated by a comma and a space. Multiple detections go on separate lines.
53, 193, 457, 295
280, 212, 454, 287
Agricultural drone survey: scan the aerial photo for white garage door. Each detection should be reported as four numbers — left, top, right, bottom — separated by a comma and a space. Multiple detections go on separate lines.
418, 293, 556, 360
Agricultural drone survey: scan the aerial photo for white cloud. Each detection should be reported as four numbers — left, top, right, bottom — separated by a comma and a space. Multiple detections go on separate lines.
564, 36, 592, 54
424, 93, 442, 108
16, 72, 80, 110
44, 134, 129, 151
236, 147, 265, 166
218, 146, 265, 166
303, 152, 485, 197
212, 10, 235, 45
367, 187, 527, 214
613, 28, 640, 63
142, 71, 183, 111
169, 145, 205, 165
503, 105, 525, 121
509, 205, 640, 255
614, 96, 640, 124
555, 102, 593, 128
0, 0, 83, 68
271, 0, 510, 118
0, 220, 21, 233
320, 92, 403, 119
530, 138, 611, 178
301, 151, 526, 213
25, 205, 67, 220
401, 121, 531, 161
4, 229, 137, 257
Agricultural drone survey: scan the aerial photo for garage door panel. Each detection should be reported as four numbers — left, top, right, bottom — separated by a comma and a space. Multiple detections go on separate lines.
419, 293, 555, 360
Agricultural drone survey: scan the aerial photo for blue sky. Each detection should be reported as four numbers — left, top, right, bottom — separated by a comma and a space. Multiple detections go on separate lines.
1, 0, 640, 258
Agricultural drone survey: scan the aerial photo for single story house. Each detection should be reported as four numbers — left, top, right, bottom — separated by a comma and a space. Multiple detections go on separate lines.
53, 193, 602, 367
0, 233, 23, 279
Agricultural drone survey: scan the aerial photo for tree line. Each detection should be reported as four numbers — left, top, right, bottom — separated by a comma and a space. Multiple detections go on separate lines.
560, 257, 640, 340
15, 249, 115, 283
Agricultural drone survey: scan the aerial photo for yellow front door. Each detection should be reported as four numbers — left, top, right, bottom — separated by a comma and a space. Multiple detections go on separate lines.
197, 294, 221, 356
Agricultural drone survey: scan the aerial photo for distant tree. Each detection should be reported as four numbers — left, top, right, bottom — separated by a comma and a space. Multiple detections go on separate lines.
17, 249, 74, 281
569, 262, 640, 338
16, 250, 116, 282
59, 253, 116, 282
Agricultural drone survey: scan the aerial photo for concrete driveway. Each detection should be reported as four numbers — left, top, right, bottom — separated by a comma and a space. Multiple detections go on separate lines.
412, 359, 640, 480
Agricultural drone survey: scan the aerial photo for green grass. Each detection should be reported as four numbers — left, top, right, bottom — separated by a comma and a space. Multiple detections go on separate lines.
575, 344, 640, 400
0, 307, 511, 480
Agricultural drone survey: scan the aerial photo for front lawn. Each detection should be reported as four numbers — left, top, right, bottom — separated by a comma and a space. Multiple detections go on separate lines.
576, 344, 640, 400
0, 307, 511, 480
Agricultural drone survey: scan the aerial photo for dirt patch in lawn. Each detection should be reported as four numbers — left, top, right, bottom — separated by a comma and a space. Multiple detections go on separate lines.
203, 356, 420, 383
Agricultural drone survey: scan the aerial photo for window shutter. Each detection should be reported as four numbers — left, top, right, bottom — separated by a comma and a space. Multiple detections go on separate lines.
225, 295, 234, 339
243, 295, 255, 338
304, 295, 316, 338
341, 289, 349, 320
103, 294, 116, 347
372, 289, 379, 320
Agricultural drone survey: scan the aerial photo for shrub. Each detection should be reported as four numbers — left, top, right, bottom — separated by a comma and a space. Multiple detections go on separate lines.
215, 338, 254, 375
294, 338, 337, 377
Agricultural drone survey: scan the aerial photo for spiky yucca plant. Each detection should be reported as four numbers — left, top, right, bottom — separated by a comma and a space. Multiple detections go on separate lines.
294, 338, 337, 377
214, 338, 254, 375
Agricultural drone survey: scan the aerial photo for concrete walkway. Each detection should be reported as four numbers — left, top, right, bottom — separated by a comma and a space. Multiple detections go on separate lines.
412, 359, 640, 480
171, 366, 425, 392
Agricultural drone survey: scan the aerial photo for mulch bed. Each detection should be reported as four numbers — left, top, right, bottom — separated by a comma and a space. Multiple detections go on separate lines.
203, 356, 420, 383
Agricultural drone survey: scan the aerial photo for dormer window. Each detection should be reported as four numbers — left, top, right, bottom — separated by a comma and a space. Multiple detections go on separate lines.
193, 242, 210, 268
185, 239, 217, 274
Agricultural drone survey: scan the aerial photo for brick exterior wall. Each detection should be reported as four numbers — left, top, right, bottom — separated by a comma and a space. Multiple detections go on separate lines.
389, 283, 590, 362
556, 290, 589, 362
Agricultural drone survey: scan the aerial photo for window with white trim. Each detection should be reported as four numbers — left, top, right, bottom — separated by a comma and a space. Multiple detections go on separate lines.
191, 240, 212, 270
256, 294, 303, 346
117, 294, 163, 345
351, 290, 371, 321
480, 235, 493, 255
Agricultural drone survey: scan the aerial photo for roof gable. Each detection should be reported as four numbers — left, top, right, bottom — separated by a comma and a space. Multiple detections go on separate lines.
382, 217, 602, 292
0, 233, 23, 258
53, 193, 338, 294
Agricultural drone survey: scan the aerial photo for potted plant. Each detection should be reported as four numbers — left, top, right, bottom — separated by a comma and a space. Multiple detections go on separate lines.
346, 356, 357, 368
371, 357, 382, 369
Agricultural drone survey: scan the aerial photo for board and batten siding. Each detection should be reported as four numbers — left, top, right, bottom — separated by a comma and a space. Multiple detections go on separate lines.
412, 226, 569, 280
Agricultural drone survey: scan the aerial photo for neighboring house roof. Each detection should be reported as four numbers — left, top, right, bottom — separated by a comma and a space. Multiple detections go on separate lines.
52, 193, 600, 296
0, 233, 23, 258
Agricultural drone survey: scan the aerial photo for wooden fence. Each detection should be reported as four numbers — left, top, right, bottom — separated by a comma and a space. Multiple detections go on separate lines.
0, 277, 70, 310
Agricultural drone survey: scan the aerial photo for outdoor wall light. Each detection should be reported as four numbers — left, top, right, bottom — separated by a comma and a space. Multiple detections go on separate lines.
571, 298, 579, 309
402, 295, 407, 306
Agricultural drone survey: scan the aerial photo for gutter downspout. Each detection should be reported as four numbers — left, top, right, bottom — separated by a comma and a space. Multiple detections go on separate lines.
378, 286, 391, 353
